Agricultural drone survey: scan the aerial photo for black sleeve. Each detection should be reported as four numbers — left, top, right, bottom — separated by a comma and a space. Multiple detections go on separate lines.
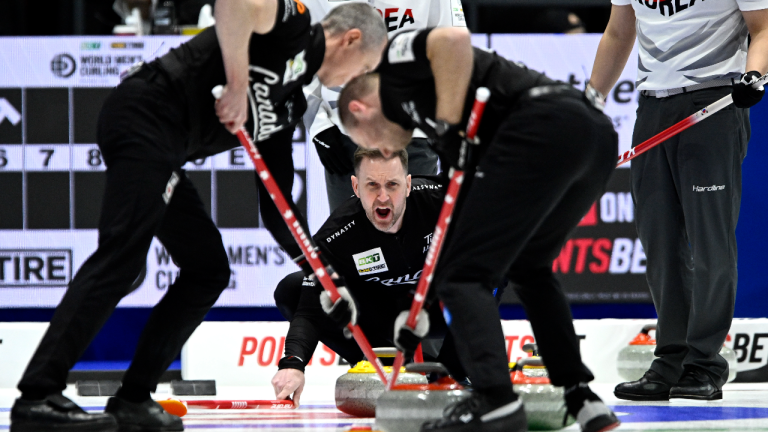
281, 276, 322, 372
378, 28, 434, 80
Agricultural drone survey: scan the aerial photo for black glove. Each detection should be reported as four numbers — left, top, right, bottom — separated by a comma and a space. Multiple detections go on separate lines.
432, 120, 473, 171
313, 126, 355, 175
732, 71, 765, 109
394, 310, 430, 357
319, 278, 358, 336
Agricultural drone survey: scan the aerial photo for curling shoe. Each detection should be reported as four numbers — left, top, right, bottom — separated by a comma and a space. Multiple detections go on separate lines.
10, 394, 117, 432
105, 397, 183, 431
614, 370, 672, 401
565, 383, 620, 432
420, 392, 527, 432
669, 367, 722, 401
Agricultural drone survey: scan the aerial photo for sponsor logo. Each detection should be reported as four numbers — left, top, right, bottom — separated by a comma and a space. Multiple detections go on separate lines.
162, 171, 180, 204
423, 233, 433, 253
389, 31, 417, 64
352, 247, 388, 275
80, 42, 101, 50
411, 184, 442, 192
239, 336, 338, 367
366, 270, 422, 286
451, 0, 466, 27
111, 41, 145, 49
248, 66, 285, 142
552, 237, 646, 275
0, 250, 72, 286
693, 184, 725, 192
283, 50, 307, 84
326, 220, 355, 243
51, 53, 76, 78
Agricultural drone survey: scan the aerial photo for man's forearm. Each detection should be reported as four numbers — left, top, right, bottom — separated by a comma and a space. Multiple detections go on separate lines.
590, 35, 635, 96
590, 5, 636, 96
283, 315, 321, 368
427, 28, 473, 125
746, 30, 768, 75
215, 0, 278, 90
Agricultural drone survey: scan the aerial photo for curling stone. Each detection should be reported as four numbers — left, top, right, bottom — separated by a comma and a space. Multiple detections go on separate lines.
617, 324, 738, 383
510, 347, 575, 431
375, 363, 470, 432
335, 348, 427, 417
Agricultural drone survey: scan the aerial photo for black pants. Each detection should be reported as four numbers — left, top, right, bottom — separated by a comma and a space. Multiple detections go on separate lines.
324, 137, 439, 211
275, 271, 469, 380
433, 93, 617, 394
632, 87, 749, 387
18, 71, 231, 396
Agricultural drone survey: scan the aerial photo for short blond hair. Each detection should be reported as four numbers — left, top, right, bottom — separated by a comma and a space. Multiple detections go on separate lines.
353, 147, 408, 176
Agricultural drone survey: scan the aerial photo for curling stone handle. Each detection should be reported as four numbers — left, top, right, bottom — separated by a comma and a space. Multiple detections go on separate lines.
641, 324, 657, 335
522, 343, 539, 356
405, 362, 450, 378
373, 347, 398, 358
515, 357, 545, 369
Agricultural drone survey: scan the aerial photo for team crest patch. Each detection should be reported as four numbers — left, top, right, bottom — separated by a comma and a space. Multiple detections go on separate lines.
284, 50, 307, 84
388, 31, 417, 64
162, 171, 180, 204
352, 247, 388, 275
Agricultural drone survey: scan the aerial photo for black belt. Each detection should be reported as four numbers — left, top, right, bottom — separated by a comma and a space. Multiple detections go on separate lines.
526, 84, 603, 111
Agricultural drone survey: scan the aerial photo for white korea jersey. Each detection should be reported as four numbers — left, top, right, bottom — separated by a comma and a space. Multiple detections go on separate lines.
611, 0, 768, 91
302, 0, 466, 140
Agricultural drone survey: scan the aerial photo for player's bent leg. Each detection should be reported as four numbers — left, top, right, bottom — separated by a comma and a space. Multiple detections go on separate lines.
13, 160, 175, 431
119, 174, 230, 413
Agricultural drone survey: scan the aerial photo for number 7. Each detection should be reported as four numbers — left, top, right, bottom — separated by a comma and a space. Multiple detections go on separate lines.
40, 149, 54, 167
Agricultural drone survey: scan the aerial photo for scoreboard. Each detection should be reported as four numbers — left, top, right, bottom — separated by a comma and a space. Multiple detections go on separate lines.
0, 34, 651, 308
0, 36, 327, 307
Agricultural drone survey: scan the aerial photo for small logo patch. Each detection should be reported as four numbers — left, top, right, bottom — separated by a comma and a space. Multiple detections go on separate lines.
388, 31, 417, 64
693, 184, 725, 192
162, 172, 180, 204
283, 50, 307, 84
352, 247, 388, 275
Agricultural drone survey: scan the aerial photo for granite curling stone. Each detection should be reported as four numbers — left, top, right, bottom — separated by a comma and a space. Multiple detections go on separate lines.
335, 348, 427, 417
617, 324, 738, 383
375, 362, 470, 432
511, 347, 575, 431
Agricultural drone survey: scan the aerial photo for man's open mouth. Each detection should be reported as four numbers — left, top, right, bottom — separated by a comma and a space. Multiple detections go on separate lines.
375, 207, 391, 218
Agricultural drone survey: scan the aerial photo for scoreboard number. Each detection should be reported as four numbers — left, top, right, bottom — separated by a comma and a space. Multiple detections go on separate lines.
40, 149, 54, 167
88, 149, 102, 167
25, 145, 70, 171
72, 145, 106, 171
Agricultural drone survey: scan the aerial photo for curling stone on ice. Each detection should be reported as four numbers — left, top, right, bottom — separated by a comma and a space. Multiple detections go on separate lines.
335, 347, 427, 417
617, 324, 738, 383
375, 362, 470, 432
510, 345, 575, 431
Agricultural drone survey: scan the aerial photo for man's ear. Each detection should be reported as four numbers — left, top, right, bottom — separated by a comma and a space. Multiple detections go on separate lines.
352, 175, 360, 197
349, 100, 367, 118
406, 174, 412, 196
343, 28, 363, 47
